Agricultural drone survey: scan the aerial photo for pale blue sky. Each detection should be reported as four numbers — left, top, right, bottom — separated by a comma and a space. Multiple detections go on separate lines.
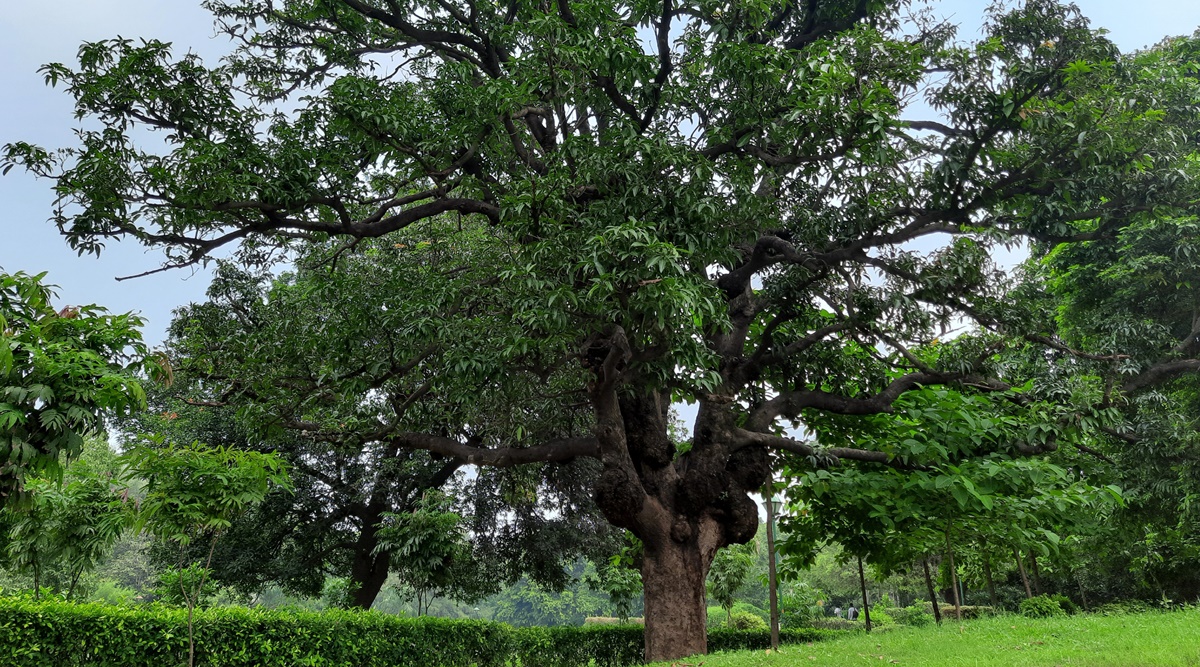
1, 0, 1198, 346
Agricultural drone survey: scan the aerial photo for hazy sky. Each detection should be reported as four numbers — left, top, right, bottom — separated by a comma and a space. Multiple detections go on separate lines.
2, 0, 1198, 346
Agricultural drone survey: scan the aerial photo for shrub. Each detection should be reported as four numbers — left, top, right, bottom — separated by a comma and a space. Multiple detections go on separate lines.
890, 604, 935, 627
730, 601, 769, 621
864, 608, 894, 626
512, 625, 644, 667
88, 580, 137, 606
1049, 594, 1079, 615
780, 582, 826, 629
1020, 595, 1066, 618
0, 597, 846, 667
584, 616, 644, 625
709, 627, 842, 653
923, 603, 994, 619
808, 618, 859, 631
728, 611, 768, 630
1095, 599, 1154, 616
706, 605, 725, 627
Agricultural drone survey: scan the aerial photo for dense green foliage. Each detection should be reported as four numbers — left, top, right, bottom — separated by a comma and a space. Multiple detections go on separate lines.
707, 543, 757, 624
1018, 594, 1065, 618
0, 597, 841, 667
119, 251, 614, 609
7, 0, 1200, 659
2, 474, 131, 600
0, 270, 147, 506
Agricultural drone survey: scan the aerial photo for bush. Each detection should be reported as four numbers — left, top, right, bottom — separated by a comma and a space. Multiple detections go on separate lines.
0, 598, 845, 667
728, 611, 768, 630
890, 604, 935, 627
88, 580, 137, 606
709, 627, 842, 653
864, 608, 894, 626
1095, 599, 1154, 616
1020, 595, 1066, 618
780, 583, 826, 629
922, 603, 994, 619
1049, 594, 1079, 615
807, 618, 859, 631
512, 625, 644, 667
584, 616, 643, 625
731, 601, 769, 621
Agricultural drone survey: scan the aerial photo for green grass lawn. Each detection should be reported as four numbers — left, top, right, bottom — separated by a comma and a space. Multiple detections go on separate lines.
651, 609, 1200, 667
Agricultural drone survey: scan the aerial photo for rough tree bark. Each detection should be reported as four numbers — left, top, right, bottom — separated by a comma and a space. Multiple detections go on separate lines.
641, 527, 718, 659
348, 505, 391, 609
586, 339, 766, 662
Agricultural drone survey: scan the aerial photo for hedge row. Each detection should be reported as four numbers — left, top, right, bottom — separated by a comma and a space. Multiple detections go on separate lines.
0, 599, 842, 667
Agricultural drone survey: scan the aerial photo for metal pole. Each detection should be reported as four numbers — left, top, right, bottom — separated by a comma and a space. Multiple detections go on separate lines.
764, 485, 780, 650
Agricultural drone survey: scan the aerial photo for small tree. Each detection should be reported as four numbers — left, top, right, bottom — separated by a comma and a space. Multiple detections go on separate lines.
2, 452, 132, 600
374, 491, 496, 615
50, 472, 133, 598
585, 533, 645, 623
707, 543, 756, 625
3, 478, 59, 598
125, 440, 289, 667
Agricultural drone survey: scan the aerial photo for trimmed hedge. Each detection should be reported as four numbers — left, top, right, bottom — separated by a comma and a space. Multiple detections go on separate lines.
710, 627, 841, 652
0, 599, 842, 667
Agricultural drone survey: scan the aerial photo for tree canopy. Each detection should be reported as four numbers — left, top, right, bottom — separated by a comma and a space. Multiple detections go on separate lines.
121, 237, 616, 608
6, 0, 1200, 659
0, 270, 148, 506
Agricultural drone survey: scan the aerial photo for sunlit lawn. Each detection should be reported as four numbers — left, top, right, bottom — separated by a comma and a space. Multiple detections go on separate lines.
650, 608, 1200, 667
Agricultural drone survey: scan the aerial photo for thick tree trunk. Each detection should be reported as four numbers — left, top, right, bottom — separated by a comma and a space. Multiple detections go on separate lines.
348, 509, 391, 609
349, 551, 390, 609
586, 358, 763, 664
642, 537, 711, 662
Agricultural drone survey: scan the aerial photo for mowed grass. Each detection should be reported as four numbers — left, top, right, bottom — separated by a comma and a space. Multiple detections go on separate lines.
651, 608, 1200, 667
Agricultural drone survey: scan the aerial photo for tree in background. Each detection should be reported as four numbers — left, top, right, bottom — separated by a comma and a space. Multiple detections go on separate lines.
778, 384, 1124, 615
0, 270, 147, 506
0, 437, 134, 600
121, 249, 618, 608
584, 532, 645, 623
707, 543, 757, 625
9, 0, 1200, 659
375, 491, 497, 615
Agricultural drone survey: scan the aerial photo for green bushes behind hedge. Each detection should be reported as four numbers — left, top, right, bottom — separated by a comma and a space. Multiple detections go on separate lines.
0, 598, 842, 667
